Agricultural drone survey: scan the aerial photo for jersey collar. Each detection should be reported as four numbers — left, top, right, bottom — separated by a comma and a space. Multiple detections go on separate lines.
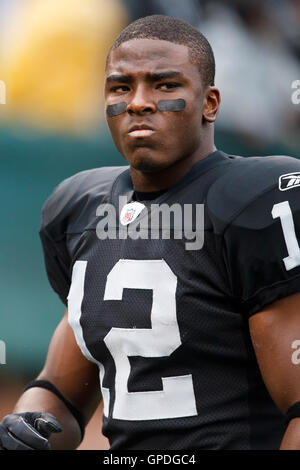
110, 150, 230, 207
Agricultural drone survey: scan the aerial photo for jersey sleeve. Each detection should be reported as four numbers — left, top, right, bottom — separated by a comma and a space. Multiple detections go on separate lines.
39, 179, 73, 306
39, 229, 71, 306
223, 183, 300, 317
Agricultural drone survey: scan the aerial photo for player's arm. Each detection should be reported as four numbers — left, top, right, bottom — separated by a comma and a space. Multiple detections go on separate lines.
217, 159, 300, 448
3, 308, 101, 450
249, 291, 300, 450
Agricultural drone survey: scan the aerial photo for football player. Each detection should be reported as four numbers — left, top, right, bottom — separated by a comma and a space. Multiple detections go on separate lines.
1, 15, 300, 450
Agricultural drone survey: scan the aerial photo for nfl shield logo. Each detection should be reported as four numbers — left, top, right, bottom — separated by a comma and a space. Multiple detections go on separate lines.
120, 201, 145, 226
123, 208, 136, 223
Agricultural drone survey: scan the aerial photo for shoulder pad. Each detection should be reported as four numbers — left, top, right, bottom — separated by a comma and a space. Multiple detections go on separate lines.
41, 166, 127, 240
207, 155, 300, 232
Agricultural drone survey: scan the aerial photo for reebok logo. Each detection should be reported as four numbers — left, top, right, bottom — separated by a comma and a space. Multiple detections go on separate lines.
279, 172, 300, 191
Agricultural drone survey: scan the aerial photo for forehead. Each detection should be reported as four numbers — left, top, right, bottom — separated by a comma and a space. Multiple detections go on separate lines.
106, 38, 196, 77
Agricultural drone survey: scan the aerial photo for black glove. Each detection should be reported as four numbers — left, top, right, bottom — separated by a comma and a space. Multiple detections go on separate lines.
0, 412, 62, 450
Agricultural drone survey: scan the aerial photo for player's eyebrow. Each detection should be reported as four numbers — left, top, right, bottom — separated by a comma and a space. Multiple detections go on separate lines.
106, 74, 132, 84
147, 71, 183, 82
106, 71, 183, 85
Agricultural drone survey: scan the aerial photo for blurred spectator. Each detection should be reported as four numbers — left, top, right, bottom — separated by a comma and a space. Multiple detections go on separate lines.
198, 0, 300, 151
266, 0, 300, 59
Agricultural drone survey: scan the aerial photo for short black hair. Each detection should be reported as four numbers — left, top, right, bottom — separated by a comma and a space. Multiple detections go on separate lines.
107, 15, 215, 88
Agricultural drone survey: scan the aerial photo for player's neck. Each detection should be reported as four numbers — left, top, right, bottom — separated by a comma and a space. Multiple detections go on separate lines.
130, 143, 217, 192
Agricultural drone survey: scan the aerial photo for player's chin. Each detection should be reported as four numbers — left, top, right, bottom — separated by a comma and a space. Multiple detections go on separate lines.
125, 148, 170, 173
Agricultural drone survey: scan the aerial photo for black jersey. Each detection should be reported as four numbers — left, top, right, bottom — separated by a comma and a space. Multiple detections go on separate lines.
39, 150, 300, 450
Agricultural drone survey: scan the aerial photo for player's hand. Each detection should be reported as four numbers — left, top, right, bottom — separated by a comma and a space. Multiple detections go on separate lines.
0, 412, 62, 450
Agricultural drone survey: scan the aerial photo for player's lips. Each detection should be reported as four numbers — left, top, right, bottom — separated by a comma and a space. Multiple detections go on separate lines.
128, 124, 155, 138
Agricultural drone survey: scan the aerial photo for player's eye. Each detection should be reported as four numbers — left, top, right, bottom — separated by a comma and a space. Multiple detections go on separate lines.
157, 83, 180, 91
110, 85, 130, 93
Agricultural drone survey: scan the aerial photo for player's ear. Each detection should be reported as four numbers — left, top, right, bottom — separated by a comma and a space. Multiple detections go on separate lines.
202, 86, 221, 123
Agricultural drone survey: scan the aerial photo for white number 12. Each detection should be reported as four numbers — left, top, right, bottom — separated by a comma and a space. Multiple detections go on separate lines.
68, 259, 197, 421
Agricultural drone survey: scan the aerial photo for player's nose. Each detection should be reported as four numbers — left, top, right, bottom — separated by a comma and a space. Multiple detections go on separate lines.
127, 86, 156, 115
